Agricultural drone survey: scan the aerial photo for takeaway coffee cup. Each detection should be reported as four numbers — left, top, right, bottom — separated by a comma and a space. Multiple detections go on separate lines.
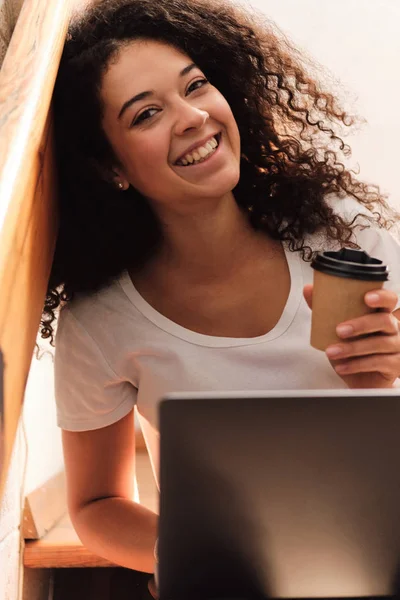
310, 247, 389, 351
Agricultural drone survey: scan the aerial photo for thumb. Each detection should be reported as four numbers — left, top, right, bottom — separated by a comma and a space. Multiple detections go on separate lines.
303, 284, 313, 310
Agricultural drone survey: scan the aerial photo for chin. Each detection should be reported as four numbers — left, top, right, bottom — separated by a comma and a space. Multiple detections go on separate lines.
213, 167, 240, 195
168, 164, 241, 203
199, 182, 238, 201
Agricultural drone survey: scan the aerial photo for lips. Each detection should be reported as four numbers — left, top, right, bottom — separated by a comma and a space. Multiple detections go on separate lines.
174, 132, 221, 165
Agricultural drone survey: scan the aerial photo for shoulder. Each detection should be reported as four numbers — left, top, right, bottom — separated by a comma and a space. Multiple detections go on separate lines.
54, 278, 138, 432
54, 274, 133, 368
58, 272, 135, 337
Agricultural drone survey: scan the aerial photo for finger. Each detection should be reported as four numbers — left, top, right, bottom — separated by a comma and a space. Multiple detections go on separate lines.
364, 289, 399, 312
336, 312, 400, 339
334, 353, 400, 379
326, 333, 400, 360
303, 284, 313, 310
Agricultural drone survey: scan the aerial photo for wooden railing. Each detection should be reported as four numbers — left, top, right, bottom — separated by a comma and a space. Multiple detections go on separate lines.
0, 0, 71, 500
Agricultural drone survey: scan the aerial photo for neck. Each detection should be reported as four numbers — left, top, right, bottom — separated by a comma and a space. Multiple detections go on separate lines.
153, 193, 268, 281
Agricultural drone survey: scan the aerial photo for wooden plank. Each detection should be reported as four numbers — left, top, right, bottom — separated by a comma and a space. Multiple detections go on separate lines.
24, 451, 158, 569
0, 115, 59, 499
0, 0, 71, 501
24, 512, 117, 569
23, 471, 67, 539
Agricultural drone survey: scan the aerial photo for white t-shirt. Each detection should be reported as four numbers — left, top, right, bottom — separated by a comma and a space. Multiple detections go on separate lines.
54, 216, 400, 488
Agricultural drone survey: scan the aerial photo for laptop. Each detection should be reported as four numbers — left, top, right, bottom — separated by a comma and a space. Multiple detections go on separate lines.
157, 389, 400, 600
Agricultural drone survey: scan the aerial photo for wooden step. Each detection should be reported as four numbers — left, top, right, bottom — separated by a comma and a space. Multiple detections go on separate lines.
24, 450, 158, 568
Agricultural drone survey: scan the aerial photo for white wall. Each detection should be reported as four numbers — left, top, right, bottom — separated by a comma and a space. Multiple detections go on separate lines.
243, 0, 400, 209
0, 428, 25, 600
23, 346, 64, 497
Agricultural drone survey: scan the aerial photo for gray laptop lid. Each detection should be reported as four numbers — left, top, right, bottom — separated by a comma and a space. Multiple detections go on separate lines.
158, 390, 400, 600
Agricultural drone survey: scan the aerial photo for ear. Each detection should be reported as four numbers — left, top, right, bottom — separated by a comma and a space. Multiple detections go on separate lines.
110, 165, 130, 191
90, 159, 130, 190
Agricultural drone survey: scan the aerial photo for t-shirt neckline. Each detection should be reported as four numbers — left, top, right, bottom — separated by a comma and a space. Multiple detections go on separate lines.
119, 243, 303, 348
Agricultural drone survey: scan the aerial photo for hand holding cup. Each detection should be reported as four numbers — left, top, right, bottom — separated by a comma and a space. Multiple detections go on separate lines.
305, 248, 400, 388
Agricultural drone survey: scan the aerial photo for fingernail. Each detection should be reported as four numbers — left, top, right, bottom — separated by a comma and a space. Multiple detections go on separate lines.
336, 324, 354, 337
366, 292, 380, 304
326, 345, 343, 358
335, 364, 348, 374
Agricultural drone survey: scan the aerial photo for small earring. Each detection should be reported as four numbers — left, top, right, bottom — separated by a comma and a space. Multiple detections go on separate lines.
117, 182, 124, 190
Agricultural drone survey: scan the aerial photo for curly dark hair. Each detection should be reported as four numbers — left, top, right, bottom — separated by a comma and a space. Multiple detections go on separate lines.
41, 0, 398, 343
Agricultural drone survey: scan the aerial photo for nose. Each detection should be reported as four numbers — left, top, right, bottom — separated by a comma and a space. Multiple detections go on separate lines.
173, 100, 209, 136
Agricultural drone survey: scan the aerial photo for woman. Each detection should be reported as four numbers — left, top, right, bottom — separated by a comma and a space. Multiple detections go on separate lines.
42, 0, 400, 583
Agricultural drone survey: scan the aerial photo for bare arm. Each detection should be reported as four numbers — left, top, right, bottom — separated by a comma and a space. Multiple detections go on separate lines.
62, 409, 158, 573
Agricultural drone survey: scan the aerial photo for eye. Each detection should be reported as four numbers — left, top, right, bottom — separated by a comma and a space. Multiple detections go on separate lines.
131, 107, 159, 127
187, 78, 209, 95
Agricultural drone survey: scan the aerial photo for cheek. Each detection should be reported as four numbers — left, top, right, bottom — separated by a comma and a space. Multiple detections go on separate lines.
131, 137, 167, 171
212, 94, 240, 153
123, 134, 171, 188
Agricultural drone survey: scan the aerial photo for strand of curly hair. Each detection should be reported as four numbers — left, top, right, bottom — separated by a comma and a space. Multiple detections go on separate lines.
40, 0, 399, 344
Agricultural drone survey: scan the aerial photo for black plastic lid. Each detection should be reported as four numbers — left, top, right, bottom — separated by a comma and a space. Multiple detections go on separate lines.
311, 248, 389, 282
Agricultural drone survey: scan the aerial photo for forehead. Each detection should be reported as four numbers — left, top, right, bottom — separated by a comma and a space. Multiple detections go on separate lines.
101, 39, 192, 107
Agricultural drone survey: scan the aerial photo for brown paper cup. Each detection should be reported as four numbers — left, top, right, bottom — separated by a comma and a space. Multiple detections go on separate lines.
310, 271, 390, 389
310, 270, 383, 351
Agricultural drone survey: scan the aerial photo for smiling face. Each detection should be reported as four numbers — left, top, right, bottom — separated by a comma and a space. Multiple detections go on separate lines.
100, 39, 241, 216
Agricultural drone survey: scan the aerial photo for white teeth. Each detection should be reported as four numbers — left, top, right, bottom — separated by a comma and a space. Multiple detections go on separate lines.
176, 135, 219, 166
198, 146, 209, 158
192, 150, 201, 161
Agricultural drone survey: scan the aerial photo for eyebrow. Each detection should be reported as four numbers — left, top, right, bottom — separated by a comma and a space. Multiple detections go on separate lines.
118, 63, 198, 120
